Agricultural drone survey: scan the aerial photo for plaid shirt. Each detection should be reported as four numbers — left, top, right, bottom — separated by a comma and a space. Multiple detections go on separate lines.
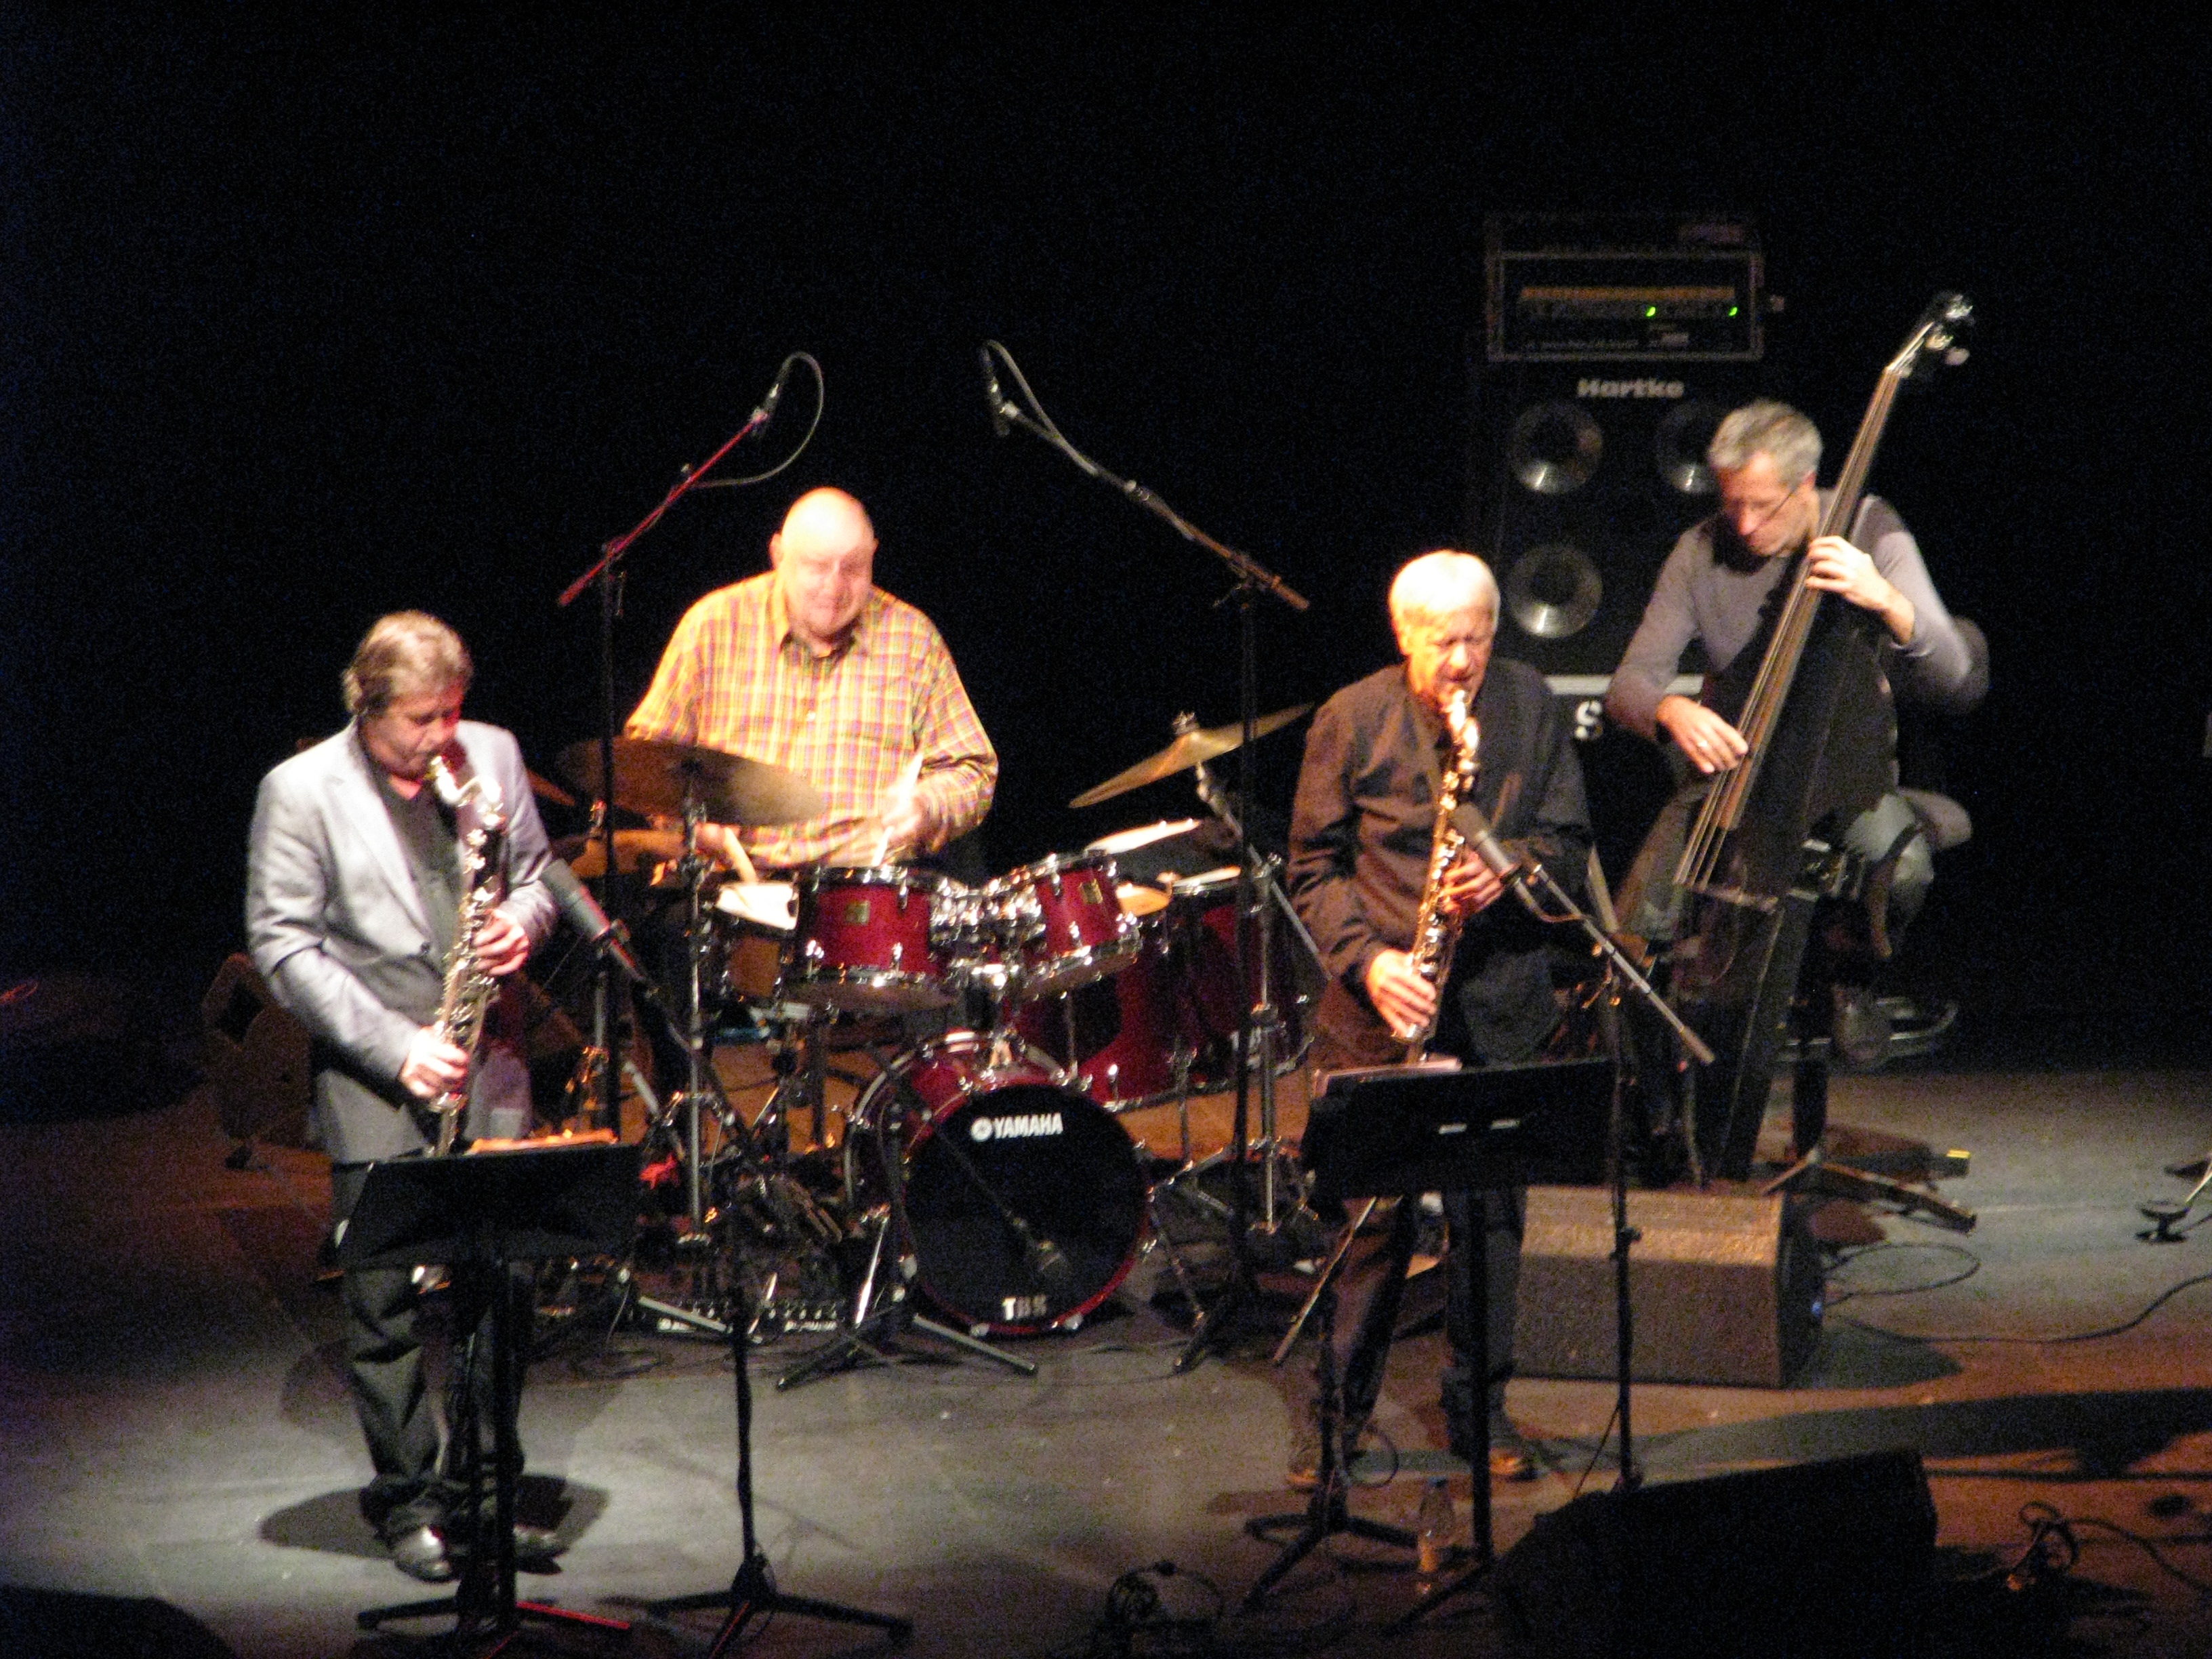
626, 572, 996, 869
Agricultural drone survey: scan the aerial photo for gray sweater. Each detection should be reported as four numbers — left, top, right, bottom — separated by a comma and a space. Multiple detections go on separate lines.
1606, 493, 1974, 739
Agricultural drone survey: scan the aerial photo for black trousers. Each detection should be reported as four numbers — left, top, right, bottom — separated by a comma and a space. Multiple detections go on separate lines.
1334, 1186, 1522, 1437
332, 1162, 533, 1536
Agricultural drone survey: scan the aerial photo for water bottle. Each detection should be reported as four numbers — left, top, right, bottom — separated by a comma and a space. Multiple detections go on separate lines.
1416, 1475, 1454, 1582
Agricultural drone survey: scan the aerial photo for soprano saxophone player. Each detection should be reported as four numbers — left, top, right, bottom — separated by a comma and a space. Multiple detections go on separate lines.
246, 612, 557, 1584
1286, 552, 1591, 1483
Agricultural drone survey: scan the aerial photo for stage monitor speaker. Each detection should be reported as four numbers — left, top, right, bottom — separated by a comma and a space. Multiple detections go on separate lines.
1513, 1185, 1822, 1389
1492, 1448, 1937, 1659
1469, 363, 1769, 680
201, 953, 311, 1147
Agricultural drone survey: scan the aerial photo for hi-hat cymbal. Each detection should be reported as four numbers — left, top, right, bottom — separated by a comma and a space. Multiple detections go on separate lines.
552, 829, 689, 879
1070, 705, 1312, 808
558, 736, 825, 826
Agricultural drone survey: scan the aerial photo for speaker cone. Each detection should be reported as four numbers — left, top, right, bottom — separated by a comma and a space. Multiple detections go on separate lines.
1507, 401, 1603, 495
1656, 400, 1725, 496
1504, 543, 1603, 640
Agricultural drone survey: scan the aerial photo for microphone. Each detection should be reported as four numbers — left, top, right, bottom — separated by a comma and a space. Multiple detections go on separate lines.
752, 356, 794, 426
979, 346, 1010, 438
1449, 800, 1524, 883
541, 858, 651, 986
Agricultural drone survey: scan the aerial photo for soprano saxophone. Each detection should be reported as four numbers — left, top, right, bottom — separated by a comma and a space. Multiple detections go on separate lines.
1403, 689, 1479, 1064
426, 755, 506, 1155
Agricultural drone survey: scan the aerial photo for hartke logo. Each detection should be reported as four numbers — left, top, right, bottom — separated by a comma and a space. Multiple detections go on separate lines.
1576, 377, 1686, 398
970, 1111, 1065, 1142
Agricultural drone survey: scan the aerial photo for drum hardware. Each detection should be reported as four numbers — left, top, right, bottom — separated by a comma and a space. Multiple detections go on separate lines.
551, 826, 689, 880
1145, 750, 1322, 1239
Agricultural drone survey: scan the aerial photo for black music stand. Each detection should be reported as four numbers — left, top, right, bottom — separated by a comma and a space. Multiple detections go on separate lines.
342, 1143, 642, 1652
1242, 1061, 1609, 1611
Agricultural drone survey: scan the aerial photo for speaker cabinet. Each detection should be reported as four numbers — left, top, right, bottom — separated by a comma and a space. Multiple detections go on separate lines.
1470, 363, 1767, 679
1513, 1185, 1822, 1388
1493, 1448, 1936, 1659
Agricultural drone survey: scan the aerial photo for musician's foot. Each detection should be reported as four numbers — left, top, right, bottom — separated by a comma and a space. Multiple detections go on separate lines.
386, 1523, 455, 1583
1286, 1412, 1370, 1490
1454, 1410, 1540, 1483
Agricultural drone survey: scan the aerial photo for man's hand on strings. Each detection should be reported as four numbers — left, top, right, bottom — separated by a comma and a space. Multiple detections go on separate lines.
1656, 695, 1750, 775
1805, 535, 1915, 644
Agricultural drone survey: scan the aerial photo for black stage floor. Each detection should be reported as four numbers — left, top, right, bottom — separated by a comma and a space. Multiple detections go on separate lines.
5, 1016, 2212, 1657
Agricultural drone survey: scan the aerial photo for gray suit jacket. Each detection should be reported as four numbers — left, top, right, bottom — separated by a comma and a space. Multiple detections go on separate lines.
245, 719, 557, 1163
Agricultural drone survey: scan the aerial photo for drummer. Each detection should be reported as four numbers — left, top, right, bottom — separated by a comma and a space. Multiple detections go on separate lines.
626, 486, 998, 875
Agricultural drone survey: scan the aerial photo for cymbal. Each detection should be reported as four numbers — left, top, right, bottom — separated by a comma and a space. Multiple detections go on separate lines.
558, 736, 825, 826
527, 767, 577, 808
552, 829, 689, 879
1070, 704, 1313, 808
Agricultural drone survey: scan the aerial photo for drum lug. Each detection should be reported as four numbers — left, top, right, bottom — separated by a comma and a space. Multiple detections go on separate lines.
891, 941, 903, 970
804, 939, 825, 964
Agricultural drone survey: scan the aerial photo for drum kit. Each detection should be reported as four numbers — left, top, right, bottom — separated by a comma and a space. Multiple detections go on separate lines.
552, 707, 1323, 1366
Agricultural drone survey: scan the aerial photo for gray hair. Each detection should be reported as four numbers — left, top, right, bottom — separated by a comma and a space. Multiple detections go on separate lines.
1389, 550, 1500, 636
342, 611, 473, 715
1708, 400, 1822, 486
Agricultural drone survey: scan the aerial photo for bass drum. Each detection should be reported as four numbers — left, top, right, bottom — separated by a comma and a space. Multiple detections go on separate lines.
849, 1033, 1148, 1336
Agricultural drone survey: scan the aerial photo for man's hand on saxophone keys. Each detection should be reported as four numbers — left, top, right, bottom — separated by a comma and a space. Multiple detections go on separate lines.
1366, 949, 1441, 1044
1437, 848, 1505, 919
472, 909, 531, 979
400, 1029, 472, 1101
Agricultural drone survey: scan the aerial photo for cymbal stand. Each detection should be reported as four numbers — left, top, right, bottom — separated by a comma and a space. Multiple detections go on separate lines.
779, 944, 1038, 1388
1162, 754, 1322, 1233
557, 361, 810, 1134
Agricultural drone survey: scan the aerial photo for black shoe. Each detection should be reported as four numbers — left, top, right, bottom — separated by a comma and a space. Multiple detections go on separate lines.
386, 1523, 455, 1583
512, 1523, 562, 1566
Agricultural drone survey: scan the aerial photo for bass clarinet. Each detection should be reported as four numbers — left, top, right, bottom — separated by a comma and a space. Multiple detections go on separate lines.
425, 754, 506, 1155
1404, 688, 1479, 1063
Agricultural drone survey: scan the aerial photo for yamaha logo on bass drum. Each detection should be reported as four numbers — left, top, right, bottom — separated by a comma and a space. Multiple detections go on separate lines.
968, 1111, 1065, 1143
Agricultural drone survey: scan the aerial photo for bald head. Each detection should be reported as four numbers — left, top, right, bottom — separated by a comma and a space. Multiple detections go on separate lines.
1389, 550, 1499, 713
771, 487, 878, 653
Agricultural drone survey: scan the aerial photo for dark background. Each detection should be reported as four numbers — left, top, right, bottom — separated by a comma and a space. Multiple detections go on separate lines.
3, 12, 2205, 1063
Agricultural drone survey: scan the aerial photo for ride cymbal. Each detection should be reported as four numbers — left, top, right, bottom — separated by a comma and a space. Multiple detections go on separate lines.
1070, 705, 1311, 808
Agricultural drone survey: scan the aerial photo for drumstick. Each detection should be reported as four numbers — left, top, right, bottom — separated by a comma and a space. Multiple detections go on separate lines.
726, 834, 760, 884
874, 751, 924, 865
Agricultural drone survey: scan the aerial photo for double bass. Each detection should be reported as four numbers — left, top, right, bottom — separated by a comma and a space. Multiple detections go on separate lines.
1668, 293, 1973, 1179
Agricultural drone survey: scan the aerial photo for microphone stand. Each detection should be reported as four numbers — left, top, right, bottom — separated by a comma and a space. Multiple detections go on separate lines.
979, 342, 1307, 1371
554, 356, 814, 1132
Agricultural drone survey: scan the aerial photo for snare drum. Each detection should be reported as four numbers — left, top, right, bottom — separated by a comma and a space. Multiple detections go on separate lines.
849, 1033, 1147, 1334
785, 866, 958, 1012
989, 850, 1141, 997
